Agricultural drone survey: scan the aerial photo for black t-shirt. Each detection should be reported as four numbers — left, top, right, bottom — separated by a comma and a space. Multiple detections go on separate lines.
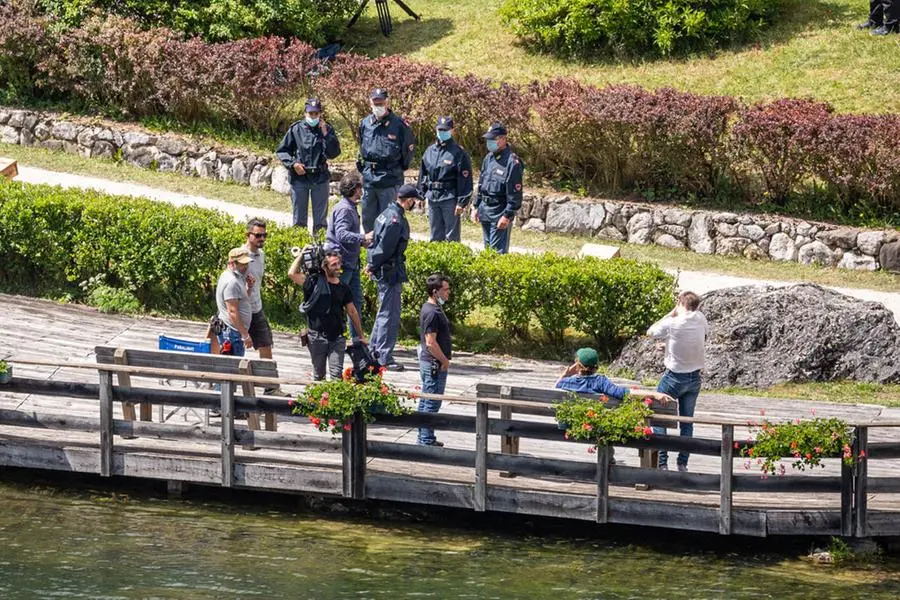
419, 301, 452, 361
303, 274, 353, 340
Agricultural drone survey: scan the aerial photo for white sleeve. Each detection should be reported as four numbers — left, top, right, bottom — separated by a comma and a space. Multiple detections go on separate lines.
647, 315, 673, 339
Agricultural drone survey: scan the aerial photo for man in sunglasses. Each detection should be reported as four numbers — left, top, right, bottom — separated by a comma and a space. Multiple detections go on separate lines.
242, 218, 286, 396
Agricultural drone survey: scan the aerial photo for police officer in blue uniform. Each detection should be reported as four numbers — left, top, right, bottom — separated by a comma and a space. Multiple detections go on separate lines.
275, 98, 341, 234
418, 116, 473, 242
471, 123, 525, 254
357, 88, 415, 233
365, 184, 419, 371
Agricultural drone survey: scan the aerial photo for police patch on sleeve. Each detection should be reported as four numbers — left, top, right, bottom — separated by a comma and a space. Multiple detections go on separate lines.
376, 214, 387, 225
408, 144, 414, 151
462, 170, 470, 178
515, 183, 522, 191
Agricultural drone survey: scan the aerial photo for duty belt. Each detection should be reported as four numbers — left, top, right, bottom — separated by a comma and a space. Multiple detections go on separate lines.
427, 182, 453, 191
365, 160, 397, 170
480, 195, 505, 206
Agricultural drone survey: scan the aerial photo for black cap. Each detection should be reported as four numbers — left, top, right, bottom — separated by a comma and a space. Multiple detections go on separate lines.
483, 122, 507, 139
436, 116, 454, 130
304, 98, 322, 112
398, 184, 422, 200
370, 88, 388, 100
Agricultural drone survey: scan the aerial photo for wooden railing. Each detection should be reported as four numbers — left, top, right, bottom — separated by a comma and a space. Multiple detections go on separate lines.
2, 359, 900, 538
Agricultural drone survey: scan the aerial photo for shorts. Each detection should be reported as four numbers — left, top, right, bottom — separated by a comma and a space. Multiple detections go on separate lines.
248, 310, 274, 349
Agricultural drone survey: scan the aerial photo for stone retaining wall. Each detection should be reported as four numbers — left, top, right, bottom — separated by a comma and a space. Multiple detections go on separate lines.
2, 106, 899, 272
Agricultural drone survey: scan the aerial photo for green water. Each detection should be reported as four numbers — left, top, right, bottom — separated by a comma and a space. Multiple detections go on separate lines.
1, 479, 899, 599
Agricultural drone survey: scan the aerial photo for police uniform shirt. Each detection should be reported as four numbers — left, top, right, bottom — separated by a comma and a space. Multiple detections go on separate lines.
474, 146, 525, 220
357, 111, 415, 187
418, 138, 473, 206
274, 120, 341, 185
366, 202, 411, 284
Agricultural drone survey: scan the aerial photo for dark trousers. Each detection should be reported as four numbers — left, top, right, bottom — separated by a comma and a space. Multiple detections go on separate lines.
428, 200, 461, 242
871, 0, 900, 26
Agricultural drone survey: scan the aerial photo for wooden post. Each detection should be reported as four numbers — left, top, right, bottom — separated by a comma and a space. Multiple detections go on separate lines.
719, 424, 734, 535
841, 443, 854, 537
596, 445, 610, 524
474, 401, 488, 512
265, 411, 277, 432
238, 360, 261, 445
114, 348, 137, 422
854, 426, 869, 538
99, 370, 114, 477
342, 412, 366, 500
220, 381, 234, 488
499, 385, 518, 478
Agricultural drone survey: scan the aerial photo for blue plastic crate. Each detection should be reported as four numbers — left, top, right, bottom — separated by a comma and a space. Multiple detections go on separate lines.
158, 335, 210, 354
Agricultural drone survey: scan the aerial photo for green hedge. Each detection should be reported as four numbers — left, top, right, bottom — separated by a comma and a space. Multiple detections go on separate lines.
0, 181, 676, 354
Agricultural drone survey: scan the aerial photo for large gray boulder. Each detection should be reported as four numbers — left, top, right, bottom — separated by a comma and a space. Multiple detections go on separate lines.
611, 284, 900, 388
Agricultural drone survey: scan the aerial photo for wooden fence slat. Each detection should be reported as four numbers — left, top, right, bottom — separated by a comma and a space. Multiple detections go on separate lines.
499, 386, 518, 478
597, 446, 610, 524
841, 433, 854, 537
98, 370, 113, 477
719, 425, 734, 535
239, 360, 262, 436
854, 426, 869, 538
114, 348, 137, 423
474, 401, 488, 512
220, 381, 234, 488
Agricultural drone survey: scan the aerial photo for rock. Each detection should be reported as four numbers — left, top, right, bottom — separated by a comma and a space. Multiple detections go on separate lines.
798, 241, 836, 266
857, 231, 885, 256
743, 244, 768, 261
651, 209, 666, 226
270, 165, 291, 195
627, 212, 653, 245
7, 110, 26, 128
715, 237, 750, 256
796, 221, 817, 237
817, 227, 858, 250
880, 241, 900, 274
810, 551, 834, 565
654, 233, 685, 249
154, 152, 178, 172
33, 122, 51, 142
0, 110, 9, 124
122, 131, 153, 146
688, 214, 716, 254
122, 145, 154, 168
0, 125, 19, 144
40, 139, 64, 152
768, 233, 797, 261
95, 129, 115, 142
50, 122, 79, 141
530, 197, 547, 220
738, 223, 766, 242
217, 161, 232, 181
76, 127, 98, 148
521, 218, 545, 232
611, 284, 900, 387
195, 152, 218, 179
19, 129, 34, 146
517, 200, 533, 221
250, 165, 272, 189
91, 141, 116, 159
658, 224, 687, 239
838, 251, 877, 271
715, 222, 738, 237
231, 158, 250, 184
545, 201, 605, 235
713, 212, 739, 224
597, 226, 625, 241
663, 208, 693, 227
156, 137, 187, 156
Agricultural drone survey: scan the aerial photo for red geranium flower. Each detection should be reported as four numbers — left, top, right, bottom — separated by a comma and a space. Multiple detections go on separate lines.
642, 426, 653, 436
582, 423, 593, 431
343, 423, 352, 431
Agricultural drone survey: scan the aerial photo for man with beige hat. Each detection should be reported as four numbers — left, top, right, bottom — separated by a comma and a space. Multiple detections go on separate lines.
214, 247, 255, 357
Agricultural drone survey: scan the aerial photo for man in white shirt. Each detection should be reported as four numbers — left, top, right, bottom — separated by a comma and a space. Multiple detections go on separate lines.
648, 291, 708, 472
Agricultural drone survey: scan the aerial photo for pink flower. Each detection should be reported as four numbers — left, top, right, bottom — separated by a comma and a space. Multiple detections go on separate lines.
733, 442, 739, 449
643, 398, 653, 406
343, 423, 352, 431
743, 460, 751, 470
859, 450, 867, 459
587, 447, 596, 454
582, 423, 593, 431
759, 409, 766, 416
319, 398, 329, 407
563, 432, 570, 440
814, 447, 822, 454
642, 426, 653, 436
328, 419, 336, 427
778, 464, 786, 476
321, 392, 329, 401
287, 399, 295, 407
311, 417, 321, 427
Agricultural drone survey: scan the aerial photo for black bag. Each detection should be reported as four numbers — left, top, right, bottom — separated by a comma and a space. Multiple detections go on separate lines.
345, 342, 382, 383
299, 273, 332, 316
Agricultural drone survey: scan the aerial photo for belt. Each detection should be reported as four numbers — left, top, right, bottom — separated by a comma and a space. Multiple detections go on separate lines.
480, 195, 506, 206
365, 160, 397, 170
427, 182, 454, 191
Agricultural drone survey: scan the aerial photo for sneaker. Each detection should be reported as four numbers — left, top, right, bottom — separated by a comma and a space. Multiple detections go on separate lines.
677, 464, 689, 473
658, 463, 668, 471
857, 19, 878, 30
385, 362, 405, 372
264, 387, 291, 397
418, 440, 444, 447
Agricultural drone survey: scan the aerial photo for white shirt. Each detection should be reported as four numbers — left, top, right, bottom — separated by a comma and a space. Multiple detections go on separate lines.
647, 311, 708, 373
243, 244, 265, 313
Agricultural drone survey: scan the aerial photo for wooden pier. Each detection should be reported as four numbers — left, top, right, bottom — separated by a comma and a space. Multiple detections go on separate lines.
2, 294, 900, 538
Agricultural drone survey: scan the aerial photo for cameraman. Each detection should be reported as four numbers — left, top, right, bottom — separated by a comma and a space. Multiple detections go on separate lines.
288, 248, 367, 380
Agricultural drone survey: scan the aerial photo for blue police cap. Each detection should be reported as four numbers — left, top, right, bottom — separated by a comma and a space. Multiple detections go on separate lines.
304, 98, 322, 112
370, 88, 389, 100
397, 184, 422, 200
483, 122, 507, 139
436, 116, 454, 130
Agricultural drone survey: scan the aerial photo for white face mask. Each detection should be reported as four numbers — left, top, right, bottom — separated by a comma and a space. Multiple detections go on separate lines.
372, 105, 387, 119
436, 296, 446, 306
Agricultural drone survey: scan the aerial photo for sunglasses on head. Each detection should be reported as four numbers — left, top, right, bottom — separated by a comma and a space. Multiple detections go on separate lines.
250, 232, 267, 238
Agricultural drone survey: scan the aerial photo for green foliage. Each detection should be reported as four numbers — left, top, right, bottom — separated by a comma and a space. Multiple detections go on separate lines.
0, 360, 8, 376
81, 276, 142, 314
554, 394, 654, 447
36, 0, 359, 44
739, 417, 855, 475
291, 368, 410, 435
499, 0, 782, 56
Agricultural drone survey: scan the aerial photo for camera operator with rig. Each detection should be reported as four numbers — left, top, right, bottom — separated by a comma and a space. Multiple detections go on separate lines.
288, 244, 367, 381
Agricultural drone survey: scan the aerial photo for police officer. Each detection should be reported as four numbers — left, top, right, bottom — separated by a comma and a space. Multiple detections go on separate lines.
858, 0, 899, 35
357, 88, 415, 233
470, 123, 525, 254
418, 116, 473, 242
275, 98, 341, 234
365, 184, 418, 371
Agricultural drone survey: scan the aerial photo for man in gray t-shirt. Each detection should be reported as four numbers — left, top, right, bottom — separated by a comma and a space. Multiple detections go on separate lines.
215, 247, 254, 356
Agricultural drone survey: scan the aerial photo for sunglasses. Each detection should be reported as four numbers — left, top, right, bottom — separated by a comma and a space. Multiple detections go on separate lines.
250, 232, 267, 238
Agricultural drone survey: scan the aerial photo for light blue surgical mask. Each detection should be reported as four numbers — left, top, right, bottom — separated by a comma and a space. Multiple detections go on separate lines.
436, 130, 452, 142
486, 139, 499, 153
305, 116, 320, 127
436, 297, 446, 306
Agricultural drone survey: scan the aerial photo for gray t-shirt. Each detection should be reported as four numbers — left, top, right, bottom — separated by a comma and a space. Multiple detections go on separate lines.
216, 269, 252, 331
244, 244, 265, 313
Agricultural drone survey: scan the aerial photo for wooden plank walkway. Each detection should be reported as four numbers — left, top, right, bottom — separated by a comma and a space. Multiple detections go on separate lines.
2, 293, 900, 537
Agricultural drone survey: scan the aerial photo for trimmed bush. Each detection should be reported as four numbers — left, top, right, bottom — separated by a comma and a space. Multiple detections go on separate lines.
0, 182, 676, 355
499, 0, 782, 56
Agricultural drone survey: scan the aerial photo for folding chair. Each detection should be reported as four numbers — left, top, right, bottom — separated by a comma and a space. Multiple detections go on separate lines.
157, 335, 212, 425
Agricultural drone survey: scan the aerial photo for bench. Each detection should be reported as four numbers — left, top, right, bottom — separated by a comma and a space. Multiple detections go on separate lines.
474, 382, 679, 472
95, 345, 279, 433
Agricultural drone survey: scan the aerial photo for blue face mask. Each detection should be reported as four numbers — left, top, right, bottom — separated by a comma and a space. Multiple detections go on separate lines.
305, 116, 320, 127
436, 130, 452, 142
486, 139, 499, 153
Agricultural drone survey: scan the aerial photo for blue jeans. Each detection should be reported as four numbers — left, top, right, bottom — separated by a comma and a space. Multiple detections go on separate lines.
417, 359, 448, 445
370, 279, 402, 365
339, 267, 363, 340
480, 217, 512, 254
428, 200, 460, 242
290, 179, 329, 234
652, 369, 701, 467
217, 326, 246, 357
361, 185, 399, 233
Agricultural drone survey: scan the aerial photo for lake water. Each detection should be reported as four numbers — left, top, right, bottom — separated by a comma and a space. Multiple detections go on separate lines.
1, 476, 899, 599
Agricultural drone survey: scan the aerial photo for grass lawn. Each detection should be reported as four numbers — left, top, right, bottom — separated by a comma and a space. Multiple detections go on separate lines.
344, 0, 900, 114
5, 141, 900, 293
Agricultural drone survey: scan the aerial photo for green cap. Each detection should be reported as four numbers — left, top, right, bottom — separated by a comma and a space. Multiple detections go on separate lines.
575, 347, 599, 369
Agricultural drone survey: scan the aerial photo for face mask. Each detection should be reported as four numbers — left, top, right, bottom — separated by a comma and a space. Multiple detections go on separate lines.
436, 296, 446, 306
305, 116, 319, 127
486, 139, 499, 153
372, 105, 387, 119
436, 130, 452, 142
